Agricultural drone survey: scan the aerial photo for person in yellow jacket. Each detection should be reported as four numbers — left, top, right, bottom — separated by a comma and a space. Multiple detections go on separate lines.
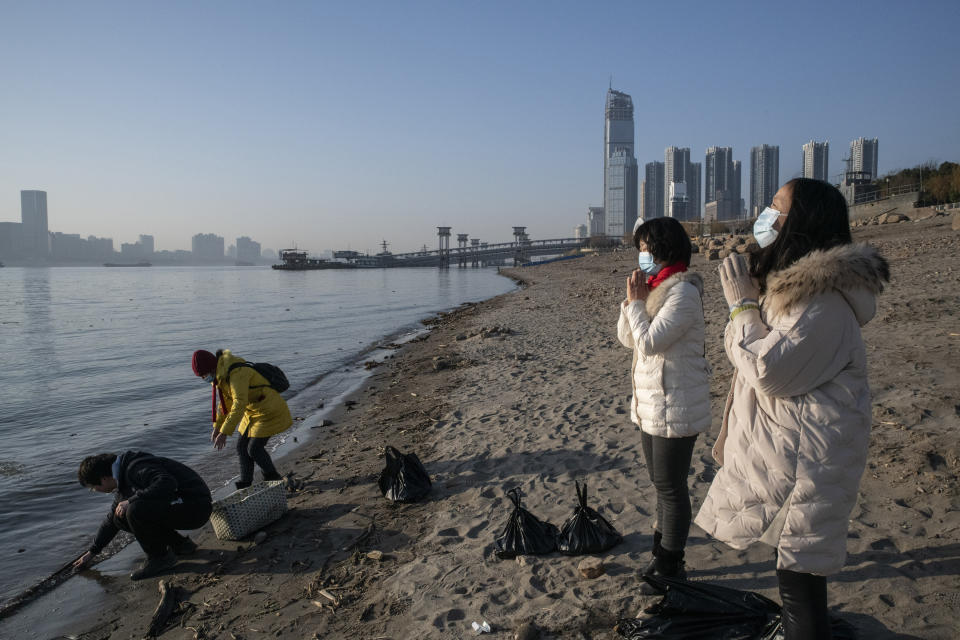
191, 349, 292, 489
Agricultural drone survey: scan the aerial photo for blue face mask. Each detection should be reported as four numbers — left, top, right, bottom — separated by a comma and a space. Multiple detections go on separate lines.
203, 373, 215, 384
754, 206, 782, 248
637, 252, 661, 276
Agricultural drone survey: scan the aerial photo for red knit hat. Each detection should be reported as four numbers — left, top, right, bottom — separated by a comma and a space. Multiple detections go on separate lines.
191, 350, 217, 377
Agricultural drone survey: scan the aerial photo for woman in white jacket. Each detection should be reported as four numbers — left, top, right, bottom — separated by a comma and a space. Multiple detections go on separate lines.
617, 216, 711, 593
695, 178, 889, 639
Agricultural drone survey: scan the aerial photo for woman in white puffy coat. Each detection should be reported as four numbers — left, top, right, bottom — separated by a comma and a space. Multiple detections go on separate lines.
617, 216, 711, 592
695, 178, 889, 639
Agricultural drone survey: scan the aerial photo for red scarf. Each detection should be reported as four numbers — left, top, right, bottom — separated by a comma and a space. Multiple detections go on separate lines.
211, 383, 227, 421
647, 262, 688, 289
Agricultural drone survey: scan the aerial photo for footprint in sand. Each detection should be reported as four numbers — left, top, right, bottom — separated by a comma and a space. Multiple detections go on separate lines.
526, 574, 548, 593
437, 527, 464, 545
869, 538, 898, 552
696, 468, 716, 483
432, 608, 466, 630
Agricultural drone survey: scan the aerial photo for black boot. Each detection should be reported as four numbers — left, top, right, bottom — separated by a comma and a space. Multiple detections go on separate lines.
778, 569, 831, 640
130, 549, 177, 581
262, 472, 283, 482
638, 544, 686, 595
640, 530, 663, 577
169, 534, 198, 556
235, 480, 252, 490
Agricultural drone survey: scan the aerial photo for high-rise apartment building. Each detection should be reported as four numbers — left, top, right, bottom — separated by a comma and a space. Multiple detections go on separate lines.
849, 137, 878, 180
121, 235, 154, 260
20, 190, 49, 260
705, 147, 740, 204
641, 161, 665, 221
802, 140, 830, 181
236, 236, 262, 263
733, 160, 742, 213
605, 150, 639, 237
0, 222, 23, 260
587, 206, 605, 237
688, 162, 701, 220
85, 236, 114, 261
664, 147, 691, 218
703, 147, 733, 202
668, 182, 688, 220
192, 233, 225, 262
138, 234, 155, 255
750, 145, 780, 217
603, 89, 638, 237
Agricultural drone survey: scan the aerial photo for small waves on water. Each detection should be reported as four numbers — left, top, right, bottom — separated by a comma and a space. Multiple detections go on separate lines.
0, 264, 515, 604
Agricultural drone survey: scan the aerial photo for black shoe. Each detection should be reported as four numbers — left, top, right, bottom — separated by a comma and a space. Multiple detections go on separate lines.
262, 472, 283, 482
638, 545, 686, 596
130, 550, 177, 581
170, 536, 198, 556
235, 480, 252, 490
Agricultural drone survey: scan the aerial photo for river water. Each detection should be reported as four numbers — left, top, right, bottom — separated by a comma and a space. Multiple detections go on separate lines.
0, 264, 515, 605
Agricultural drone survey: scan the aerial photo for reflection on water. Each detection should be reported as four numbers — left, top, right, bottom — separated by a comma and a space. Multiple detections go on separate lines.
0, 265, 515, 606
21, 269, 57, 388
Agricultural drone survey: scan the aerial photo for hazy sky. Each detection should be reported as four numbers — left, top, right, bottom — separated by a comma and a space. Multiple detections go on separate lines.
1, 1, 958, 254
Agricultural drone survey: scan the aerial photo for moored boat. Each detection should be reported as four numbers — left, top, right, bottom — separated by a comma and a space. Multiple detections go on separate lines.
271, 249, 355, 270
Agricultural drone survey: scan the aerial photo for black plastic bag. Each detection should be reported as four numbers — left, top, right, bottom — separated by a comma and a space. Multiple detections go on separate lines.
557, 481, 623, 554
494, 488, 559, 558
615, 575, 857, 640
378, 446, 431, 503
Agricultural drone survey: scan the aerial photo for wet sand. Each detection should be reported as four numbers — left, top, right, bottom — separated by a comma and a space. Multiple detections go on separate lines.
59, 212, 960, 639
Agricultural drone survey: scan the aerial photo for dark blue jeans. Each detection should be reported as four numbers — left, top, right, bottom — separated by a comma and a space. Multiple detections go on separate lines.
639, 431, 698, 552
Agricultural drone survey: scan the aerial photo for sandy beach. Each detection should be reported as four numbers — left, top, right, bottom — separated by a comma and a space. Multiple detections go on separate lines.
62, 212, 960, 639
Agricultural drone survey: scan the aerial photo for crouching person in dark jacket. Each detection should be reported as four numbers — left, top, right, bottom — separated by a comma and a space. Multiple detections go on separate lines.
73, 451, 213, 580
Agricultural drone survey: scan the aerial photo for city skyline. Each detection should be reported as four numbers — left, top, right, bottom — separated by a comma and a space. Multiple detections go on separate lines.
0, 132, 922, 256
0, 187, 272, 263
1, 2, 958, 253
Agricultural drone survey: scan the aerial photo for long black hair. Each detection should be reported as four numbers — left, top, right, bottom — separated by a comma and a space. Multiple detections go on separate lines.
749, 178, 852, 293
634, 216, 692, 267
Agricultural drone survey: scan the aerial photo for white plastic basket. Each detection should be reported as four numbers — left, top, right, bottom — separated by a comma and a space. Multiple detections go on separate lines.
210, 480, 287, 540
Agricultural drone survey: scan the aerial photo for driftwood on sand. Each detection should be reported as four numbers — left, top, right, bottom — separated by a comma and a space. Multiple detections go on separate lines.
145, 580, 181, 638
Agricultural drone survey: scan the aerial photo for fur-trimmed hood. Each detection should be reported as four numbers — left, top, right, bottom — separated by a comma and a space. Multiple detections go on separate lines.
646, 271, 704, 317
764, 242, 889, 325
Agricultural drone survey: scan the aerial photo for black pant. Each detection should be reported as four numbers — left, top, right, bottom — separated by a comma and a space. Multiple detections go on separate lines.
237, 432, 279, 484
778, 569, 831, 640
114, 498, 212, 557
639, 431, 698, 552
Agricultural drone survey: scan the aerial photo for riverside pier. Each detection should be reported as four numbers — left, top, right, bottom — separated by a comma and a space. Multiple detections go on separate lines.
274, 227, 597, 270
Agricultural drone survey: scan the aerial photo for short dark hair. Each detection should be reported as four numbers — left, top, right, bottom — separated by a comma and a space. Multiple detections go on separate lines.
749, 178, 854, 293
78, 453, 117, 487
633, 216, 692, 267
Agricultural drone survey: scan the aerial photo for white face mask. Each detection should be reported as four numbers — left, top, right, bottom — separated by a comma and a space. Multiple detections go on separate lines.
754, 207, 781, 248
637, 252, 661, 276
203, 373, 215, 384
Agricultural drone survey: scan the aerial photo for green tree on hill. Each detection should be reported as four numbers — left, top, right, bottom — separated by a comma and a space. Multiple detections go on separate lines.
877, 161, 960, 205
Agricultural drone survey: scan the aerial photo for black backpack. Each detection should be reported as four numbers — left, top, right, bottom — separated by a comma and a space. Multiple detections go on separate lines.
227, 361, 290, 393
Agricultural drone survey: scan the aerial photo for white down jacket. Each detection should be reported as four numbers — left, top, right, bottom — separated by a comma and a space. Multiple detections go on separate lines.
617, 271, 712, 438
695, 243, 889, 575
